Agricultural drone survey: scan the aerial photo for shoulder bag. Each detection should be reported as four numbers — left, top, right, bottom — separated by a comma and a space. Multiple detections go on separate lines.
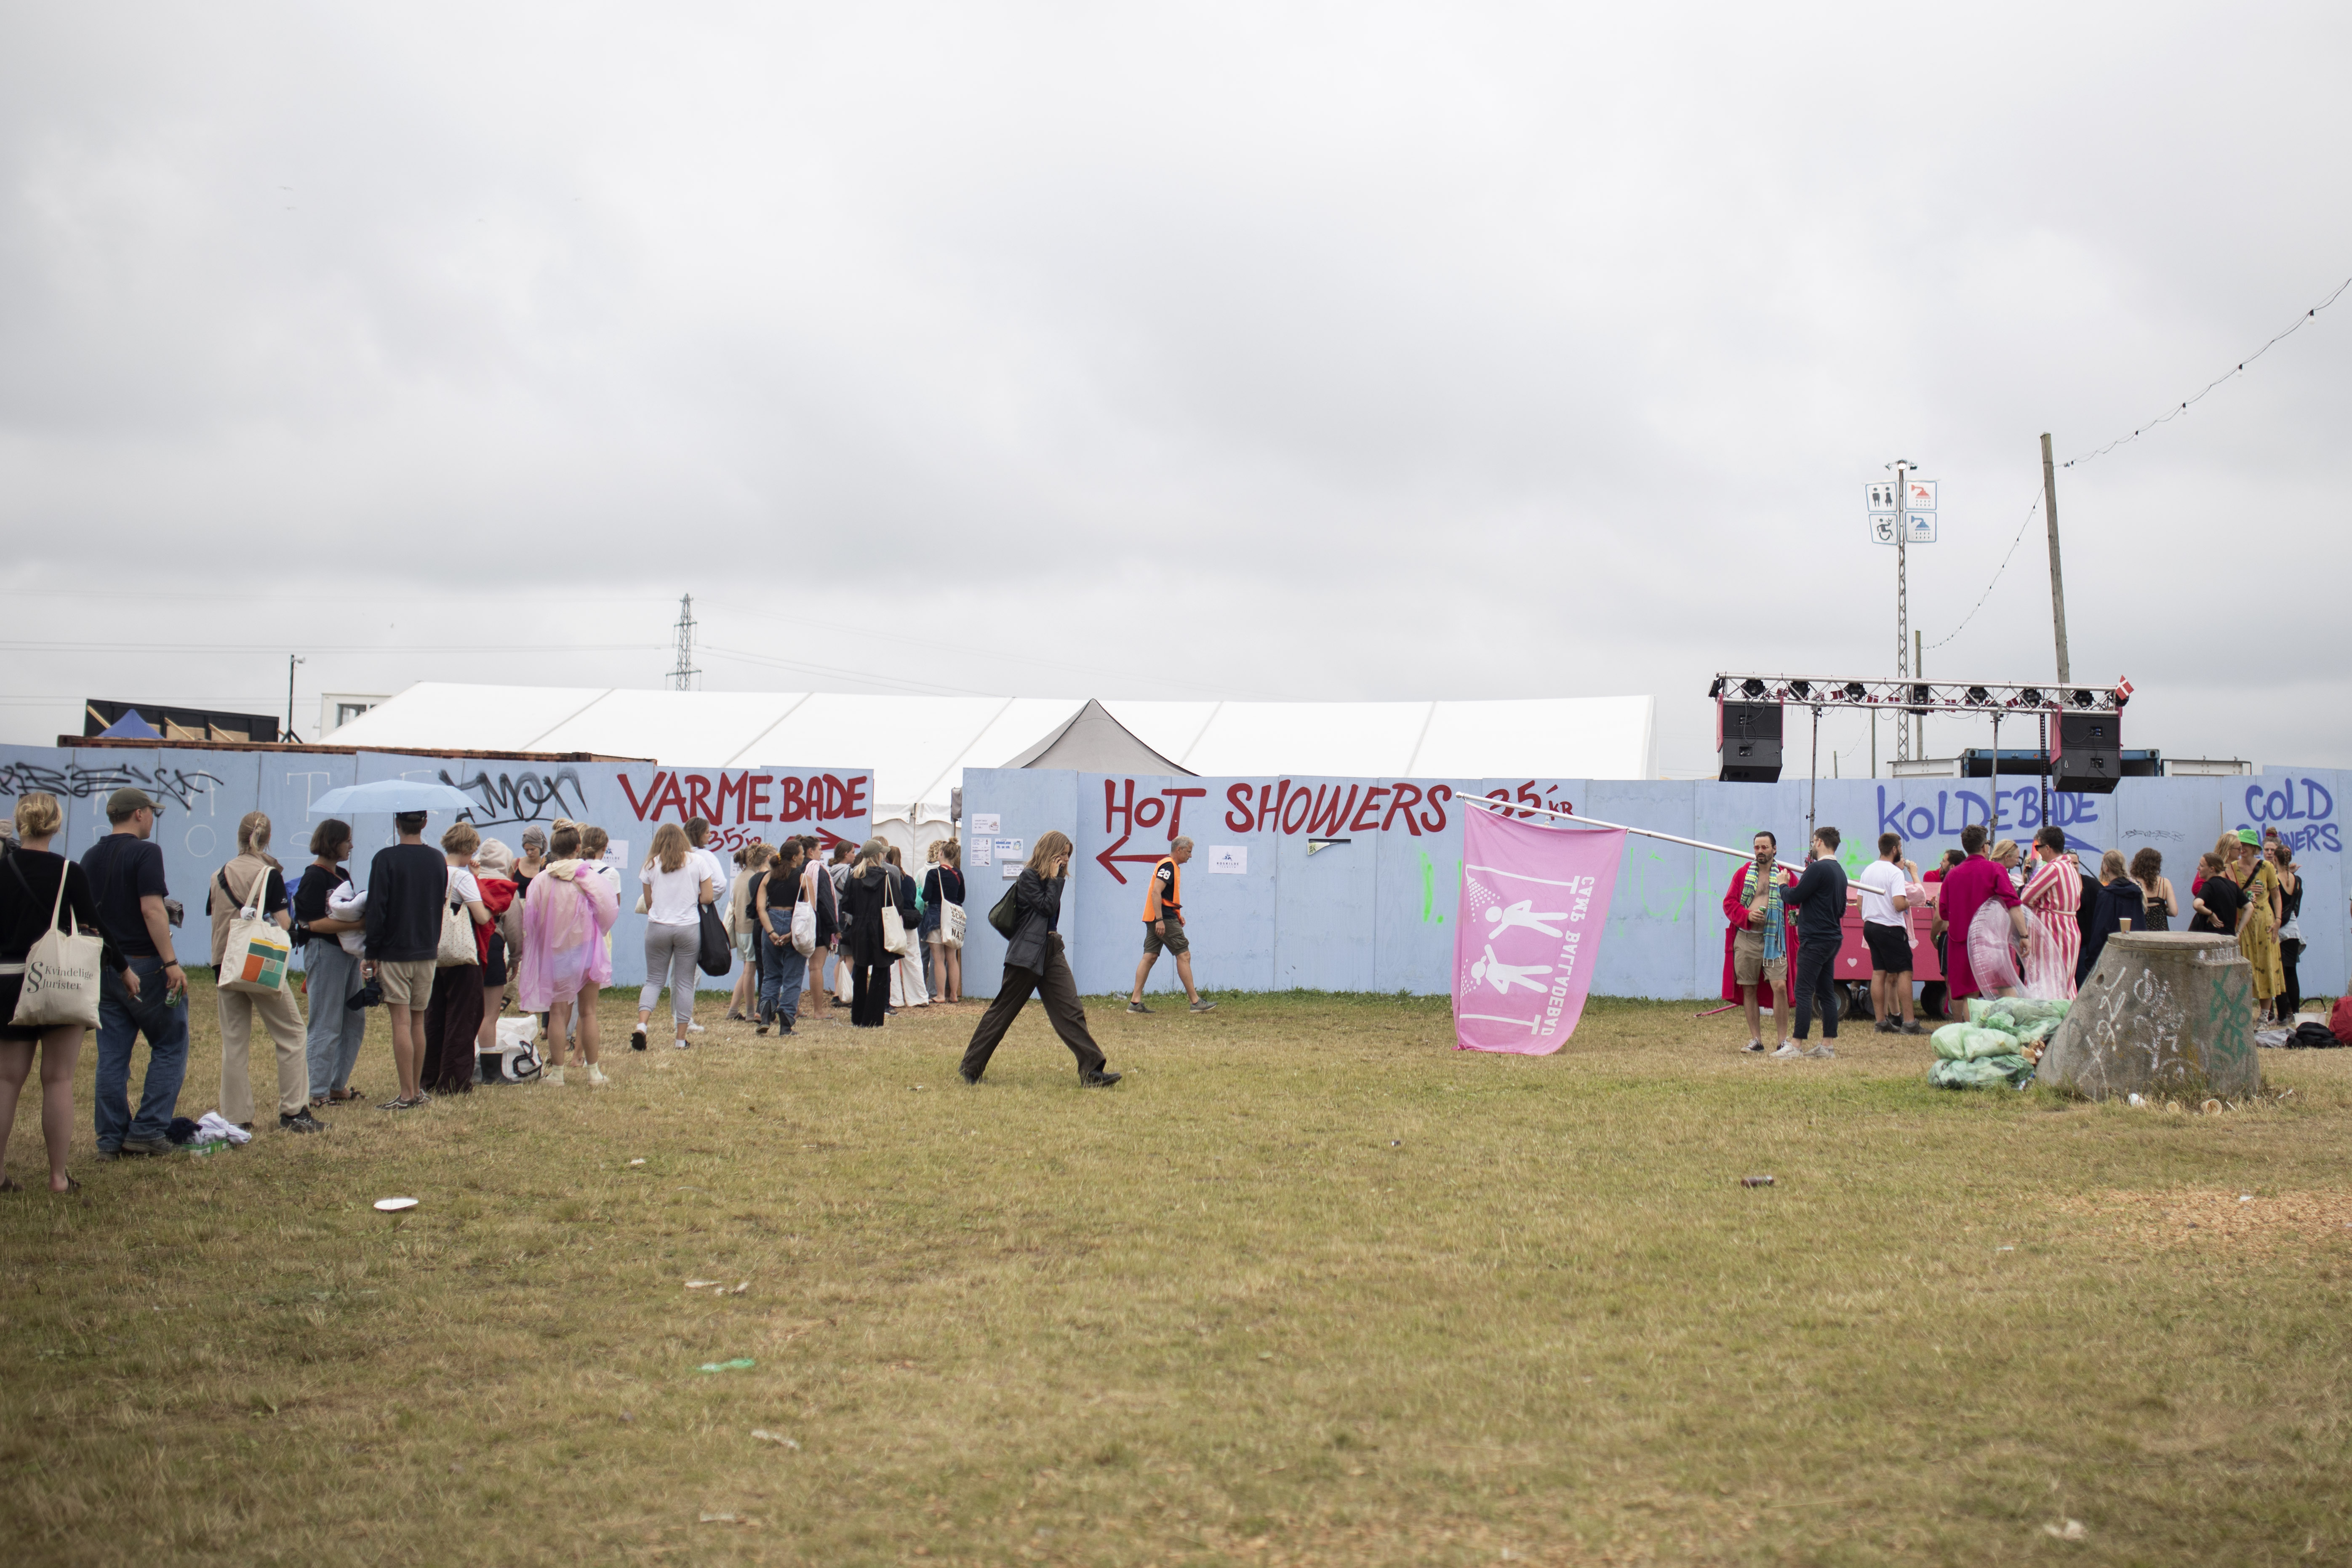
696, 896, 733, 977
880, 869, 910, 956
222, 863, 296, 993
932, 869, 966, 949
8, 853, 105, 1028
789, 873, 818, 956
987, 882, 1021, 939
435, 868, 478, 968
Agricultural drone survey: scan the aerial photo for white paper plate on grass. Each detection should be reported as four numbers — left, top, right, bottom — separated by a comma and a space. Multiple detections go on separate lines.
373, 1197, 419, 1212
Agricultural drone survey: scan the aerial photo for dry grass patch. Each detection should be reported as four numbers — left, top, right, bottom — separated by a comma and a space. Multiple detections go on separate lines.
4, 981, 2352, 1565
2055, 1186, 2352, 1255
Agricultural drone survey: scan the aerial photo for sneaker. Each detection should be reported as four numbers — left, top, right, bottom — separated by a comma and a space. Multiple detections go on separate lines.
1189, 998, 1217, 1013
94, 1147, 122, 1162
630, 1027, 647, 1052
121, 1135, 174, 1157
543, 1066, 567, 1088
959, 1068, 983, 1085
376, 1094, 409, 1110
279, 1109, 326, 1134
1079, 1069, 1123, 1088
1741, 1040, 1765, 1053
586, 1065, 610, 1087
755, 1021, 770, 1037
1770, 1043, 1804, 1059
1807, 1043, 1837, 1059
1127, 1001, 1152, 1014
686, 1021, 706, 1034
1875, 1017, 1899, 1034
672, 1037, 690, 1050
1900, 1021, 1927, 1035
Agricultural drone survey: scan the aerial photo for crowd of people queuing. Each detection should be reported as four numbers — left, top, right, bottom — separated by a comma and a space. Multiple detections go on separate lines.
1720, 813, 2317, 1060
0, 791, 1000, 1191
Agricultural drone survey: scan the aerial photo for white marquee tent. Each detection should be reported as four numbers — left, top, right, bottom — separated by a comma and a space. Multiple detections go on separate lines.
324, 684, 1657, 815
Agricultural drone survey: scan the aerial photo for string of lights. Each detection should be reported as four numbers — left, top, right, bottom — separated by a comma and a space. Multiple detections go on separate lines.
1925, 267, 2351, 652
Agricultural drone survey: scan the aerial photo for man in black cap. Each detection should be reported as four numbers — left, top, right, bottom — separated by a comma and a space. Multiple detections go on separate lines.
80, 787, 189, 1157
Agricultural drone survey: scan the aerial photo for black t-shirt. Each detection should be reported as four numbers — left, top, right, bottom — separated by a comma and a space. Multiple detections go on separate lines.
365, 842, 451, 961
2192, 875, 2247, 935
1148, 860, 1179, 919
294, 863, 351, 925
80, 833, 170, 958
925, 867, 965, 907
1781, 857, 1850, 944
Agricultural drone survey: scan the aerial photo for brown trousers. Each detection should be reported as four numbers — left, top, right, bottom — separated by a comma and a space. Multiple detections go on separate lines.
960, 934, 1106, 1080
422, 965, 483, 1093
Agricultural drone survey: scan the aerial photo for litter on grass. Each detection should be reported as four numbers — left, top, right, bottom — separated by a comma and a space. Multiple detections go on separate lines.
750, 1430, 800, 1449
696, 1358, 756, 1373
1740, 1175, 1775, 1188
373, 1197, 419, 1212
628, 1158, 646, 1166
2043, 1518, 2088, 1541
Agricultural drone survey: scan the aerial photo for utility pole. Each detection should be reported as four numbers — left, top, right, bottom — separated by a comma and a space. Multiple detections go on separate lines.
1888, 459, 1913, 762
285, 654, 304, 744
2040, 432, 2071, 683
670, 595, 701, 691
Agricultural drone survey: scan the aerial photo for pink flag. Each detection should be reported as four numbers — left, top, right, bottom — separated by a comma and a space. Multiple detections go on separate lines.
1452, 808, 1625, 1054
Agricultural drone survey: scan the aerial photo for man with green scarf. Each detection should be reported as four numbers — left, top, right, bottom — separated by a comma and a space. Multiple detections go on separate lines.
1722, 829, 1797, 1053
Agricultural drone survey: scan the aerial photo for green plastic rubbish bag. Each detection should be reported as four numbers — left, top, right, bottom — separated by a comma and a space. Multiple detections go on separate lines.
1929, 1053, 2034, 1089
1931, 1023, 1974, 1060
1968, 997, 2069, 1029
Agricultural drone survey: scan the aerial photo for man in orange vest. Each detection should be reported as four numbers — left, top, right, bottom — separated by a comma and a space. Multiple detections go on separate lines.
1128, 836, 1213, 1013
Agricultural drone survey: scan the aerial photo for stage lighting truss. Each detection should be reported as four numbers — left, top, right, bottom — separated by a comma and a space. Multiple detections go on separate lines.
1709, 675, 2125, 714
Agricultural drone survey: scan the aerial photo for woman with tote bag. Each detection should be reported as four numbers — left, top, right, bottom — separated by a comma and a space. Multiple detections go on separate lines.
208, 813, 325, 1136
0, 792, 133, 1192
923, 839, 967, 1003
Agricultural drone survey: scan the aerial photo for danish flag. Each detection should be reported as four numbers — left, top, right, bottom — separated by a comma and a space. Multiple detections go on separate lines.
2116, 677, 2134, 700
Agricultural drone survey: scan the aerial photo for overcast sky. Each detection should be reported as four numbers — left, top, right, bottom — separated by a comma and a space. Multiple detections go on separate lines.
3, 3, 2347, 777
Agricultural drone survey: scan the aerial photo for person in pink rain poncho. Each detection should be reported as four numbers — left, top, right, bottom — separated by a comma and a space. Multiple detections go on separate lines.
518, 824, 619, 1087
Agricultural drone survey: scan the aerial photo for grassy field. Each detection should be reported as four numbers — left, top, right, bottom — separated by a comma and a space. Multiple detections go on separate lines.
3, 976, 2349, 1567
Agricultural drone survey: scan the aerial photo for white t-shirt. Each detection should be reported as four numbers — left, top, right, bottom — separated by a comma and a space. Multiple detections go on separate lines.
641, 861, 706, 927
690, 846, 728, 904
1855, 860, 1909, 927
447, 866, 483, 904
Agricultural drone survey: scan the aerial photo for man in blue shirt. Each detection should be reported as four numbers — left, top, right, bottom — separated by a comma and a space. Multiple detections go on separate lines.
80, 788, 189, 1156
1773, 826, 1849, 1059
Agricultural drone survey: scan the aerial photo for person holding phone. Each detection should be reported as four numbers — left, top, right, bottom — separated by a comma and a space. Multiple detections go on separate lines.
958, 832, 1119, 1087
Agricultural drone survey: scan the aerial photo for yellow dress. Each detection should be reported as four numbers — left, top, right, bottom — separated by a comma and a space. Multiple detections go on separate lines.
2233, 859, 2284, 1001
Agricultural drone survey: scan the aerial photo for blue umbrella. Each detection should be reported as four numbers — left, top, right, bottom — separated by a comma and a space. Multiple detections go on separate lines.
307, 779, 480, 817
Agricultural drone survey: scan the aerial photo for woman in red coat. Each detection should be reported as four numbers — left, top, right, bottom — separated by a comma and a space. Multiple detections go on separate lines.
1722, 830, 1797, 1052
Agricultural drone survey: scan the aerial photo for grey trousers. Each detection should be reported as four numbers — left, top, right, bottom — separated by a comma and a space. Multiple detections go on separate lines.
640, 921, 700, 1023
303, 940, 368, 1096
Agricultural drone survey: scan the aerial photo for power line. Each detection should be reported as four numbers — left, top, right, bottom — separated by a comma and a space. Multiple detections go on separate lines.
1927, 266, 2350, 652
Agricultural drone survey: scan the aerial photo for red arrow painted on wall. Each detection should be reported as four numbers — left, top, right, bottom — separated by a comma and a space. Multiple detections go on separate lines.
1094, 832, 1168, 885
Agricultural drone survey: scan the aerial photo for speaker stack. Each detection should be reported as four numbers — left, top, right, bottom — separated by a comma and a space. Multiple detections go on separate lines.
1717, 699, 1784, 783
2052, 711, 2121, 794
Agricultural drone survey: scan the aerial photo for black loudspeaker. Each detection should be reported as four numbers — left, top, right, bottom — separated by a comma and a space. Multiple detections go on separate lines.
2053, 712, 2120, 794
1717, 700, 1784, 783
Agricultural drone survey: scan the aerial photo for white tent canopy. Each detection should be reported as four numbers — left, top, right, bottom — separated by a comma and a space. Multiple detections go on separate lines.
325, 684, 1657, 813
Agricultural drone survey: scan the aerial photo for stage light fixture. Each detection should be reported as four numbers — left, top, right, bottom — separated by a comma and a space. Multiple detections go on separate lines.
1741, 678, 1766, 699
2069, 689, 2096, 708
1842, 682, 1866, 701
1706, 677, 1725, 699
1965, 686, 1989, 705
2018, 687, 2044, 707
1788, 680, 1811, 700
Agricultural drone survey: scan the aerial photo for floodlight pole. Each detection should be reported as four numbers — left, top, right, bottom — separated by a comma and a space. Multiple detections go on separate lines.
1890, 460, 1912, 763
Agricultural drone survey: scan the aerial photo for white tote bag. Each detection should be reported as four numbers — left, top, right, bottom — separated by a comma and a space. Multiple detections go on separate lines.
937, 869, 966, 949
435, 869, 477, 968
8, 855, 105, 1029
219, 864, 293, 995
880, 869, 910, 957
789, 897, 817, 957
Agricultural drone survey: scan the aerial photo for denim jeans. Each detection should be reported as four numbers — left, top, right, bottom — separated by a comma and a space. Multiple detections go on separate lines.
93, 955, 190, 1148
758, 933, 806, 1029
302, 939, 368, 1096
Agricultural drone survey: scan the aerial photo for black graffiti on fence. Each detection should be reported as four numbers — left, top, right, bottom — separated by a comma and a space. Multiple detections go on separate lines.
0, 758, 227, 811
438, 767, 589, 827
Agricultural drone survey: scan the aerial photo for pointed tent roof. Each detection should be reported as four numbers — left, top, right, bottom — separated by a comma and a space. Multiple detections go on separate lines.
1002, 699, 1193, 775
96, 708, 164, 741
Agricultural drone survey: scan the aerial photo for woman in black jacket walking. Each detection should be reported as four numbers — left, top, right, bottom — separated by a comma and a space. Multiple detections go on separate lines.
837, 838, 917, 1028
958, 831, 1118, 1087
